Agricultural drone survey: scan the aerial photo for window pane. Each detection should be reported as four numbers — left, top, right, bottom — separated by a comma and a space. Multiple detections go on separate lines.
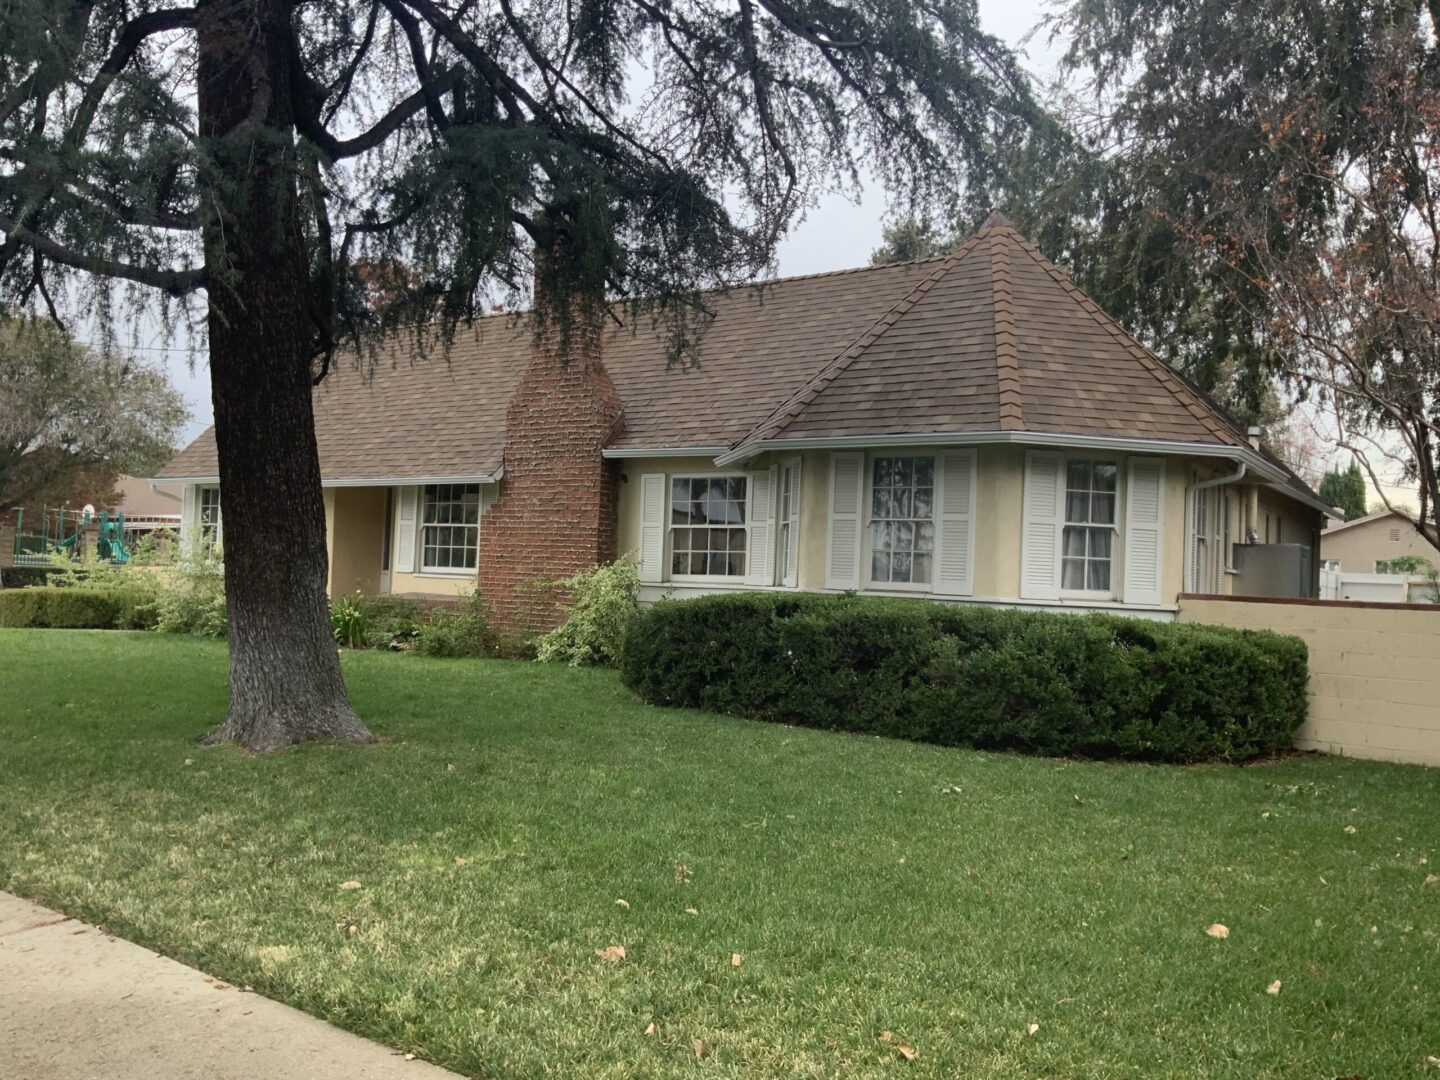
1062, 558, 1087, 590
1092, 494, 1116, 525
1094, 462, 1118, 492
1063, 526, 1087, 557
728, 552, 746, 576
1066, 492, 1090, 523
671, 552, 687, 575
912, 553, 932, 585
871, 551, 891, 582
915, 458, 934, 487
1090, 528, 1113, 560
690, 552, 708, 575
892, 551, 913, 581
916, 522, 935, 553
1088, 560, 1111, 592
1067, 460, 1091, 490
913, 487, 933, 520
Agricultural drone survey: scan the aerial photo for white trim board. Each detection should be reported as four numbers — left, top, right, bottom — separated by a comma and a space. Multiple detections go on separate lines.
151, 470, 503, 488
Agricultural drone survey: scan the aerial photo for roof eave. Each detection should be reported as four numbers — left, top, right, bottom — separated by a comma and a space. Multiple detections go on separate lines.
150, 468, 505, 488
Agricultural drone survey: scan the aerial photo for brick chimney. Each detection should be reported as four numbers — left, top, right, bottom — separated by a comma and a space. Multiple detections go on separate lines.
477, 293, 623, 632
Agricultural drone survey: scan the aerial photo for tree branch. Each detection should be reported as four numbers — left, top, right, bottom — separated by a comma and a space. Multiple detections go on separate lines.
0, 212, 204, 296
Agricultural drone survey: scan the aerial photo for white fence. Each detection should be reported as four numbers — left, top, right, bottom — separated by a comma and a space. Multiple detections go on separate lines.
1319, 569, 1438, 604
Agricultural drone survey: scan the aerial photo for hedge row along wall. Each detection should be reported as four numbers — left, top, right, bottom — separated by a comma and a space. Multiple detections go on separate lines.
621, 594, 1308, 762
0, 587, 157, 630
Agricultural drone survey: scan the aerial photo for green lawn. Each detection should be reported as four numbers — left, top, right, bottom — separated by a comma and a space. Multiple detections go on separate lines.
1, 630, 1437, 1077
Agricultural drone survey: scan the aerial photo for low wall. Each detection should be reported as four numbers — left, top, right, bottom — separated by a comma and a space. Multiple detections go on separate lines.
1178, 594, 1440, 767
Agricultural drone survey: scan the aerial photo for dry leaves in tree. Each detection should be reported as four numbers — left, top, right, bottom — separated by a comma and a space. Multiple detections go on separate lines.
1205, 923, 1230, 940
596, 945, 627, 963
338, 880, 362, 890
1267, 980, 1282, 995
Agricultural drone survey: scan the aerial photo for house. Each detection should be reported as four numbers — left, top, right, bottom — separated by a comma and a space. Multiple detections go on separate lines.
155, 215, 1329, 625
114, 474, 183, 540
1321, 508, 1440, 574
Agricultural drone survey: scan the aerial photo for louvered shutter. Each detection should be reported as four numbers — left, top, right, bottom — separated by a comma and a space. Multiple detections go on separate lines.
1020, 450, 1064, 600
935, 450, 976, 596
826, 452, 864, 590
180, 485, 198, 555
783, 459, 802, 587
395, 486, 419, 572
638, 474, 666, 583
746, 467, 776, 586
1122, 458, 1166, 606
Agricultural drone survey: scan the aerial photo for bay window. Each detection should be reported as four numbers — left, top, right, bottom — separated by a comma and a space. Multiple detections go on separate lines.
670, 476, 748, 577
1061, 460, 1118, 593
869, 455, 935, 586
421, 483, 480, 572
198, 486, 222, 551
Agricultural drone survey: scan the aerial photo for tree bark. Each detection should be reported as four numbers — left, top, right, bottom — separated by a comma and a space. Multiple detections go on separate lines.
196, 0, 373, 751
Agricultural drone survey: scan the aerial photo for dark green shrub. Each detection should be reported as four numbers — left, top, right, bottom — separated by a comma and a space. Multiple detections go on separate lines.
354, 595, 423, 650
620, 593, 1308, 763
413, 592, 497, 658
0, 587, 157, 630
0, 566, 48, 588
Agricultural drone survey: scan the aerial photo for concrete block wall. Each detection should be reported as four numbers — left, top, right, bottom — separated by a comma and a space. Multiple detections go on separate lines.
1178, 594, 1440, 767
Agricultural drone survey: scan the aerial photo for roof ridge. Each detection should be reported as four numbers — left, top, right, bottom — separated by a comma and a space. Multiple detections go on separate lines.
989, 228, 1024, 432
997, 225, 1240, 446
729, 234, 987, 450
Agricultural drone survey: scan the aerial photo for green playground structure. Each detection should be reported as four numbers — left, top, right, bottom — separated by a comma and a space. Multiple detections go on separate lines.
11, 505, 130, 566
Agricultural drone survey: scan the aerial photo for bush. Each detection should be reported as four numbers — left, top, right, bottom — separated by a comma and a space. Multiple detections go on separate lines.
0, 566, 48, 588
331, 592, 371, 648
153, 540, 227, 637
0, 587, 157, 629
353, 595, 423, 650
413, 591, 496, 658
536, 557, 640, 667
620, 594, 1308, 763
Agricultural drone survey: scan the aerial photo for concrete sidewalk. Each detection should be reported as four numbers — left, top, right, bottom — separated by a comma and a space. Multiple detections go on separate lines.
0, 892, 462, 1080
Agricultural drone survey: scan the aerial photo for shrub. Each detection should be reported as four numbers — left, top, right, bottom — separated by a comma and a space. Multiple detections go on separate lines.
620, 593, 1308, 763
331, 592, 371, 648
153, 542, 227, 638
413, 591, 496, 658
0, 566, 48, 588
354, 595, 423, 650
0, 587, 157, 629
536, 557, 640, 667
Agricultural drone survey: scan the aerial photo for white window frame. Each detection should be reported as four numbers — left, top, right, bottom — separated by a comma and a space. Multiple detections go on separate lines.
775, 458, 800, 588
862, 453, 938, 593
418, 483, 480, 576
668, 473, 751, 582
1223, 492, 1237, 572
198, 485, 222, 551
1060, 456, 1122, 601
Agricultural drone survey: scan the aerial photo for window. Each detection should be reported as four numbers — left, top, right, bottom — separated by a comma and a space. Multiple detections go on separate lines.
1062, 460, 1117, 593
1223, 494, 1235, 570
198, 486, 222, 550
776, 462, 798, 586
869, 456, 935, 585
381, 488, 394, 572
670, 476, 747, 577
420, 483, 480, 572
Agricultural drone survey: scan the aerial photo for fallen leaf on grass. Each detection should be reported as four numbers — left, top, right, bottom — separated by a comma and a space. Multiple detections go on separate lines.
615, 899, 630, 909
684, 907, 699, 916
1027, 1023, 1040, 1036
730, 953, 743, 967
183, 759, 193, 766
693, 1038, 709, 1060
596, 945, 627, 964
643, 1022, 657, 1037
404, 1052, 416, 1061
212, 982, 228, 990
878, 1031, 894, 1043
454, 857, 468, 866
1344, 825, 1358, 835
338, 880, 362, 890
1425, 874, 1439, 887
1266, 980, 1282, 995
896, 1042, 917, 1061
1205, 923, 1230, 940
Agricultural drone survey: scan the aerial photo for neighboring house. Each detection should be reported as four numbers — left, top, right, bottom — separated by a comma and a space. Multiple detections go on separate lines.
114, 474, 183, 539
155, 215, 1329, 625
1321, 508, 1440, 573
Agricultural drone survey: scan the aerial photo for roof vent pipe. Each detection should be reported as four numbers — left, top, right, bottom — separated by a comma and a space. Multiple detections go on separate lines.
1247, 425, 1262, 451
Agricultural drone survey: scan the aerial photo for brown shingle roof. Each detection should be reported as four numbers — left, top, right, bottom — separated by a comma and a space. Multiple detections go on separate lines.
158, 216, 1296, 488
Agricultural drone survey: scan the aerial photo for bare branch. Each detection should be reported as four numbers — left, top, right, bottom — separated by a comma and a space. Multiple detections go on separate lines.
0, 212, 204, 295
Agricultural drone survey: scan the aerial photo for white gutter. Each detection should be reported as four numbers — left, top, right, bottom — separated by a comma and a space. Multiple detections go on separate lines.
145, 481, 183, 503
1184, 463, 1247, 593
601, 446, 727, 459
148, 469, 504, 488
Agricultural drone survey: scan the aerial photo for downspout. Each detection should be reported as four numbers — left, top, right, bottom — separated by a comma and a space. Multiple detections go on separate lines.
1184, 462, 1248, 594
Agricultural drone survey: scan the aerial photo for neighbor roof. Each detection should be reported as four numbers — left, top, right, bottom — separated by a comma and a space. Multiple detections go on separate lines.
157, 216, 1316, 504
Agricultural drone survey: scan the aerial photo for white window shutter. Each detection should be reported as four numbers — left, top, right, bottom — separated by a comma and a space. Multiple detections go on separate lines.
180, 485, 198, 555
395, 486, 419, 573
746, 468, 776, 586
784, 458, 802, 588
1020, 450, 1064, 600
1122, 458, 1166, 606
638, 474, 666, 583
935, 450, 976, 596
826, 452, 864, 590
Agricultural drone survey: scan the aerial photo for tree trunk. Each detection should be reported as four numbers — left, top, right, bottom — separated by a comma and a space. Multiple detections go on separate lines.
195, 0, 372, 751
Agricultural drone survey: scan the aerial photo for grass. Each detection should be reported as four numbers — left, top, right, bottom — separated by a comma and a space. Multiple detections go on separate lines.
1, 630, 1437, 1078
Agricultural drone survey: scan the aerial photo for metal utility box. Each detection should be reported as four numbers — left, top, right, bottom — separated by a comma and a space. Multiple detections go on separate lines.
1232, 543, 1315, 598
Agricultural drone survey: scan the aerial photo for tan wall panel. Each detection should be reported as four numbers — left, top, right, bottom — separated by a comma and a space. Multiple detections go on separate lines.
1322, 515, 1440, 573
1178, 596, 1440, 766
328, 487, 386, 596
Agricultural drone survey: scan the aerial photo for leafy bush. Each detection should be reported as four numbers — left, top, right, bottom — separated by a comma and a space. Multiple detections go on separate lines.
331, 592, 371, 648
0, 566, 48, 588
153, 540, 227, 638
354, 595, 424, 650
0, 587, 156, 629
536, 557, 640, 666
620, 594, 1308, 763
413, 591, 496, 658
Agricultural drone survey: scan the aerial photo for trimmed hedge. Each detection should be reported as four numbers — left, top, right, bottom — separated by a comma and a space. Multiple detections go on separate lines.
620, 593, 1308, 762
0, 587, 158, 630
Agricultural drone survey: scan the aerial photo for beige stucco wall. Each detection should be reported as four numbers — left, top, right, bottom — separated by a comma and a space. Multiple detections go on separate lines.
327, 487, 386, 596
1178, 595, 1440, 767
1321, 514, 1440, 573
613, 447, 1308, 609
